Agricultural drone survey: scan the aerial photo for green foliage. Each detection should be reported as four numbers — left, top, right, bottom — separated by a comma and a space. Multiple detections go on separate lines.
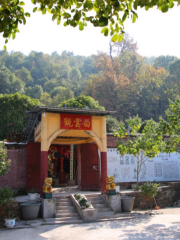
40, 92, 52, 106
153, 55, 177, 70
139, 182, 159, 200
169, 59, 180, 77
0, 93, 40, 141
0, 186, 16, 220
144, 56, 156, 66
115, 116, 163, 158
0, 141, 11, 176
29, 188, 36, 194
74, 193, 91, 209
0, 64, 24, 94
25, 85, 43, 99
0, 49, 179, 123
59, 95, 105, 110
1, 0, 178, 46
0, 187, 15, 206
106, 116, 119, 133
114, 116, 164, 185
159, 96, 180, 154
0, 1, 29, 44
51, 88, 74, 106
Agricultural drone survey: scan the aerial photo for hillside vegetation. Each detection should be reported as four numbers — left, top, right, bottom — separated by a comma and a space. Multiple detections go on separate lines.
0, 36, 179, 122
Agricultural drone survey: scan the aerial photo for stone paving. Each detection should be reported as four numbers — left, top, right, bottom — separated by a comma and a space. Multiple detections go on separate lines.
1, 208, 180, 239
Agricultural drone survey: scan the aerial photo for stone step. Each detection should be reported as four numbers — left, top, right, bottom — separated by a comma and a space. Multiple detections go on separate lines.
56, 206, 75, 210
86, 196, 102, 200
85, 194, 101, 197
90, 200, 105, 204
93, 204, 107, 208
56, 202, 73, 206
56, 199, 72, 202
43, 219, 83, 225
97, 211, 115, 216
97, 213, 132, 219
96, 207, 112, 212
45, 216, 81, 221
55, 212, 79, 218
56, 209, 77, 213
97, 216, 134, 222
54, 196, 70, 199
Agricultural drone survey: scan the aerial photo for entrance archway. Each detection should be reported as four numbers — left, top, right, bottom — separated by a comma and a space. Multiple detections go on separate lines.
25, 106, 114, 196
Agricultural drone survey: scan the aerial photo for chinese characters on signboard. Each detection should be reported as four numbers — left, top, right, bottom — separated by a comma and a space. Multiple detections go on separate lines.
60, 114, 92, 130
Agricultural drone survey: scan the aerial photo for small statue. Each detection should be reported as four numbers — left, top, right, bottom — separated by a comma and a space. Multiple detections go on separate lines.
106, 176, 116, 195
43, 178, 52, 199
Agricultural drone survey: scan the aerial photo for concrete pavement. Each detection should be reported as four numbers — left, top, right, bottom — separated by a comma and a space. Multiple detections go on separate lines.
1, 208, 180, 240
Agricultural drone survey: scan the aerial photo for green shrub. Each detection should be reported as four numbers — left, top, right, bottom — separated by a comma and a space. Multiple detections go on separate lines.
139, 182, 159, 210
74, 193, 91, 209
139, 182, 159, 200
0, 187, 16, 220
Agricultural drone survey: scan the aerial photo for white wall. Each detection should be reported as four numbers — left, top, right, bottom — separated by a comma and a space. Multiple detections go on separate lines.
107, 148, 180, 183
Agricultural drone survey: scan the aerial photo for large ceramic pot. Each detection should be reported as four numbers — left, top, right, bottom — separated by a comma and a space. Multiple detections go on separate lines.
121, 196, 135, 212
5, 218, 16, 228
20, 202, 41, 220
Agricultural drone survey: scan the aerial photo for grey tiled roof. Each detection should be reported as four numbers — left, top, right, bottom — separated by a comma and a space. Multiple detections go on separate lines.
31, 105, 115, 116
24, 105, 116, 142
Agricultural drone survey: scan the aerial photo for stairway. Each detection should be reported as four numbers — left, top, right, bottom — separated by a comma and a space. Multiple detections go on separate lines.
44, 196, 83, 225
85, 194, 134, 222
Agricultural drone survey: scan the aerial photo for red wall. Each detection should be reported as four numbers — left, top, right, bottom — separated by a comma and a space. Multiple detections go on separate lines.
107, 134, 118, 148
0, 146, 27, 191
0, 135, 119, 191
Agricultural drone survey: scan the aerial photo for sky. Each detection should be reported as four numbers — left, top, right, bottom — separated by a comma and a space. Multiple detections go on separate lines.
1, 2, 180, 58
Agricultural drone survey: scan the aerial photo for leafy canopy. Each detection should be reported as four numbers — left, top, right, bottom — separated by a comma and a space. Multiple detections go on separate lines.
0, 141, 11, 176
114, 115, 164, 158
159, 96, 180, 153
59, 95, 105, 110
0, 93, 40, 142
0, 0, 177, 47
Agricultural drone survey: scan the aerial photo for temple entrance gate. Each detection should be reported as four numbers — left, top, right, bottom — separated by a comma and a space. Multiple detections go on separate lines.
25, 106, 113, 196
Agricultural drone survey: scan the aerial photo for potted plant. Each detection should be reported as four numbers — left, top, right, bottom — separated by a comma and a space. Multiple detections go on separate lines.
115, 183, 120, 193
139, 182, 160, 210
4, 213, 16, 228
0, 186, 16, 228
28, 188, 38, 201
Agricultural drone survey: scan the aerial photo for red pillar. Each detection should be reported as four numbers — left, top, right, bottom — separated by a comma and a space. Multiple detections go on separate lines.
40, 151, 48, 197
101, 152, 107, 194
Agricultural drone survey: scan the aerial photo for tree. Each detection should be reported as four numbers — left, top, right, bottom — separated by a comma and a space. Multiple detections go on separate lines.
44, 79, 58, 93
0, 93, 40, 141
25, 85, 43, 99
109, 33, 137, 58
163, 60, 180, 102
0, 141, 11, 176
106, 116, 119, 133
159, 96, 180, 153
15, 67, 33, 87
59, 95, 105, 110
51, 87, 74, 106
114, 115, 164, 186
40, 92, 52, 106
0, 64, 24, 94
153, 56, 178, 70
1, 0, 177, 47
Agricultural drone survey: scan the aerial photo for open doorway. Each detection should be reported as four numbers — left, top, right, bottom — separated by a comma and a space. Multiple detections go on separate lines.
48, 144, 78, 187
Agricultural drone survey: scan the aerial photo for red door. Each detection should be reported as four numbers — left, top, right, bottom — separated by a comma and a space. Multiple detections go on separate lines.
26, 142, 41, 192
81, 143, 99, 190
